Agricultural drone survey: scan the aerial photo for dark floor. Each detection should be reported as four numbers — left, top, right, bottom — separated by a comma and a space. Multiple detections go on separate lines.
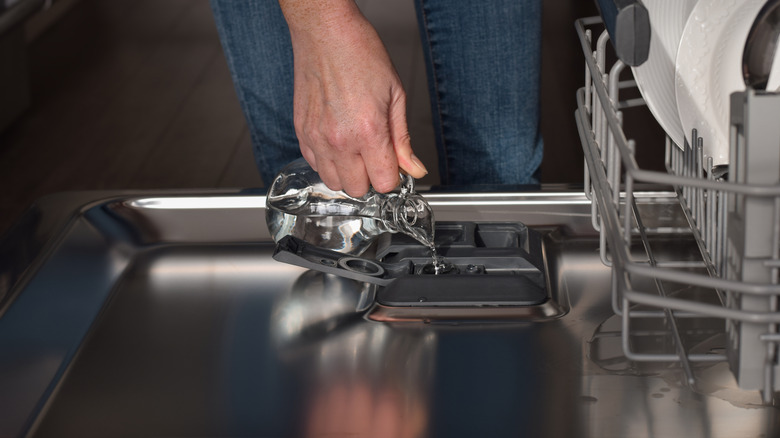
0, 0, 614, 237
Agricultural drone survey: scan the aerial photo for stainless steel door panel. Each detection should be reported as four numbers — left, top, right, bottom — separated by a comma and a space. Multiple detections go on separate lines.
0, 191, 776, 437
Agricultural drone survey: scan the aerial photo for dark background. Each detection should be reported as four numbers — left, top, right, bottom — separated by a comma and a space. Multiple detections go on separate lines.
0, 0, 663, 236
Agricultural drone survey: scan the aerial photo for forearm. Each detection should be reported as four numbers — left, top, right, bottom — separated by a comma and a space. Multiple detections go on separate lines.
278, 0, 363, 38
277, 0, 381, 93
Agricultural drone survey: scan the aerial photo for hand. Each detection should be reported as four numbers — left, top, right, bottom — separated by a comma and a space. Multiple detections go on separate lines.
280, 0, 428, 197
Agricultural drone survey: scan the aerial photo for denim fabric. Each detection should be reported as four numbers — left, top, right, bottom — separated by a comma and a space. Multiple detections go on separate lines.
210, 1, 299, 186
413, 0, 543, 185
210, 0, 543, 186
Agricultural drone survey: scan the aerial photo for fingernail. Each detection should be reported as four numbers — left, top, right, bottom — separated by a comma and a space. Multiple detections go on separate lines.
410, 153, 428, 175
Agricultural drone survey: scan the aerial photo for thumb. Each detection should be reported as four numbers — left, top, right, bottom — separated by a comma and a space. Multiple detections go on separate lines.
389, 91, 428, 179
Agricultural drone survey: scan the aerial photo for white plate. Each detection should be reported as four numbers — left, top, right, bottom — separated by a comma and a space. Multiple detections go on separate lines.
675, 0, 766, 167
768, 42, 780, 91
630, 0, 697, 149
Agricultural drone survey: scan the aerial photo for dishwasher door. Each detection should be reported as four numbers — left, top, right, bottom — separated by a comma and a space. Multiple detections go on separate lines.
0, 190, 776, 438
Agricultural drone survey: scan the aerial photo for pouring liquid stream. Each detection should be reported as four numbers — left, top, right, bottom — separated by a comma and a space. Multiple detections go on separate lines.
395, 180, 451, 275
430, 246, 449, 275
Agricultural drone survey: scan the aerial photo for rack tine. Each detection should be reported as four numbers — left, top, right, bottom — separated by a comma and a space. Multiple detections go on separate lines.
577, 17, 780, 400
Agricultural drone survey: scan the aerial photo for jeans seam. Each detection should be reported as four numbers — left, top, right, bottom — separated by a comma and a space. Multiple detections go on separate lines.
416, 0, 450, 185
210, 1, 272, 181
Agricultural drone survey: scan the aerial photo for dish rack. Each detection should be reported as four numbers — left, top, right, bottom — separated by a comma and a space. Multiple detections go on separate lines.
575, 16, 780, 403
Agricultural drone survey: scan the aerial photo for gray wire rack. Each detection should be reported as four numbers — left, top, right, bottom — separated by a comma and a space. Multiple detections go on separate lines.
575, 16, 780, 403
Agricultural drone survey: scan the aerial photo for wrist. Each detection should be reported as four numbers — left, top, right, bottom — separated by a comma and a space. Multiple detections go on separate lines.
279, 0, 363, 38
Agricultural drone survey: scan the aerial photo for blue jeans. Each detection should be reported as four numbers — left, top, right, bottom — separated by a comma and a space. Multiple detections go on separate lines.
210, 0, 542, 186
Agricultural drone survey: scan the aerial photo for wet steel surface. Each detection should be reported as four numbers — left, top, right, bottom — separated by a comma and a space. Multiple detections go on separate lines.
0, 190, 778, 437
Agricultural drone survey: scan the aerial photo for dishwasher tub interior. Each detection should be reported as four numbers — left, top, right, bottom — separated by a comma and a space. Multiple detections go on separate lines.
0, 191, 777, 438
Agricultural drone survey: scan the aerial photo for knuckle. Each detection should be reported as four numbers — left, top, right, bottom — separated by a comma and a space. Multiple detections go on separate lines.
372, 180, 397, 193
397, 130, 411, 145
355, 118, 383, 141
294, 118, 318, 145
293, 116, 305, 134
321, 175, 341, 192
394, 90, 407, 106
344, 183, 369, 198
323, 127, 348, 150
340, 171, 370, 197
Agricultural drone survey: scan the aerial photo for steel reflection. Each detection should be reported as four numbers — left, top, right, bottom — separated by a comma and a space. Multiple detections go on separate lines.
269, 271, 374, 348
585, 309, 780, 437
270, 271, 436, 438
146, 251, 304, 291
128, 196, 265, 210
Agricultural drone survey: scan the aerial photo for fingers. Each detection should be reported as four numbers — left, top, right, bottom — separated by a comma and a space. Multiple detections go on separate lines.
299, 124, 371, 196
316, 159, 342, 193
360, 118, 400, 194
297, 105, 399, 196
334, 155, 370, 197
388, 90, 427, 179
300, 144, 318, 171
298, 104, 421, 196
362, 150, 399, 194
314, 128, 381, 197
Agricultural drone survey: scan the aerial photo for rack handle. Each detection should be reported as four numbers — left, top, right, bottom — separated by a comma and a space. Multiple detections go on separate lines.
594, 0, 650, 66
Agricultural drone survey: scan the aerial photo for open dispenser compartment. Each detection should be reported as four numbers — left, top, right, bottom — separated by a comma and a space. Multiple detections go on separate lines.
273, 221, 564, 322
